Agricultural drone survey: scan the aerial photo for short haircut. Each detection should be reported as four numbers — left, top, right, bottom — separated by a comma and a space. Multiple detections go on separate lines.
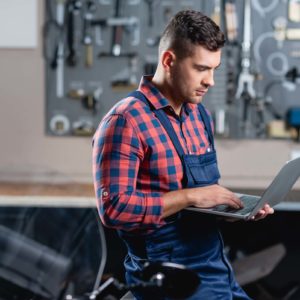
159, 10, 225, 59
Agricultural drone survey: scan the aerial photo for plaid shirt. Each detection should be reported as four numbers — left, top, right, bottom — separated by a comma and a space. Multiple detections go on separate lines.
93, 76, 212, 233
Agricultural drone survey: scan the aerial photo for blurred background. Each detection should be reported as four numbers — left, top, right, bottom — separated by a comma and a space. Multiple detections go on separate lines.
0, 0, 300, 299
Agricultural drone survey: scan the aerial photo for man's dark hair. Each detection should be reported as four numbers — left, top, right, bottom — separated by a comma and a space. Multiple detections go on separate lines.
159, 10, 225, 58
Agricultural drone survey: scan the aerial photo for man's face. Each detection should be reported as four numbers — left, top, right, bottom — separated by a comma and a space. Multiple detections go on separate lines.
168, 45, 221, 105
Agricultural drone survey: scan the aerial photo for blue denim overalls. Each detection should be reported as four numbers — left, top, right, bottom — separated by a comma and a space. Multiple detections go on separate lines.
119, 91, 251, 299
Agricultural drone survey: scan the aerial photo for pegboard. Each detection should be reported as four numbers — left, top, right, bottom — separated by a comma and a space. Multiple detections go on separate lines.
44, 0, 211, 136
44, 0, 300, 139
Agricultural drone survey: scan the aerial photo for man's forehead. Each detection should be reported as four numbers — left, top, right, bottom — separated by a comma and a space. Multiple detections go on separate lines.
190, 47, 222, 66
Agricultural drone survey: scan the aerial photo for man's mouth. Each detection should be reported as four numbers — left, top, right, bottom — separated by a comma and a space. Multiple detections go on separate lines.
195, 90, 207, 96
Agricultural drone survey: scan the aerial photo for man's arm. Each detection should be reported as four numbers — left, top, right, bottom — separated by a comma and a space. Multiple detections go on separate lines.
93, 114, 165, 231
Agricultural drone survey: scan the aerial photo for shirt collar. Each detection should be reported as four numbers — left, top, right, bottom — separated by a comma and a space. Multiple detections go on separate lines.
138, 75, 169, 110
138, 75, 197, 116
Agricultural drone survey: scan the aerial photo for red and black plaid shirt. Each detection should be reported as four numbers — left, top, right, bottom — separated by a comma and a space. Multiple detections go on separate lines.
93, 76, 212, 232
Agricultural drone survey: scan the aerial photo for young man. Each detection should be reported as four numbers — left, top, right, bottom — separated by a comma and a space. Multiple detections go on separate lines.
93, 10, 274, 299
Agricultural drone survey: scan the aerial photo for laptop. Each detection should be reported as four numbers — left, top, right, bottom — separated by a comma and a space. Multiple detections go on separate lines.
186, 157, 300, 220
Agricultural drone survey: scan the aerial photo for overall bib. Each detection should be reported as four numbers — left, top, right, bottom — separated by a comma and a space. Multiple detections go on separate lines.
119, 91, 251, 300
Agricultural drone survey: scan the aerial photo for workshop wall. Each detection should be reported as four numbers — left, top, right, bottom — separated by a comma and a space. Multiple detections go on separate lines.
0, 1, 92, 183
0, 0, 299, 189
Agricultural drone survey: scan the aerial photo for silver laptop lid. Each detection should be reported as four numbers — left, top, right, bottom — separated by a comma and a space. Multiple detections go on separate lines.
249, 157, 300, 218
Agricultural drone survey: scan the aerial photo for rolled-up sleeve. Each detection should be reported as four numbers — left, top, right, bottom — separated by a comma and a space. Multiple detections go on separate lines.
92, 114, 164, 231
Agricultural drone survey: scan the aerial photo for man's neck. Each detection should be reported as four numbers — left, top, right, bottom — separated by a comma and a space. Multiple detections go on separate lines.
151, 74, 182, 115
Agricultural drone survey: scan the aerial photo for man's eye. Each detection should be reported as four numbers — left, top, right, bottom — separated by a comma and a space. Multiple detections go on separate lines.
196, 67, 206, 72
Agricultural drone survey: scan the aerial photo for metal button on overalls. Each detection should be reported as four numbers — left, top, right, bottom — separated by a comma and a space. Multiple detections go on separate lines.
120, 91, 251, 300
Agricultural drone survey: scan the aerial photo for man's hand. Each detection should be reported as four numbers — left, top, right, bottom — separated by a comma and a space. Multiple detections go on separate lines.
162, 184, 243, 219
249, 204, 274, 221
224, 204, 275, 223
187, 184, 244, 209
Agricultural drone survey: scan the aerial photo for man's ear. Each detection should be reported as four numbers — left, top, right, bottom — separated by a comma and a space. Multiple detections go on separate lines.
161, 50, 175, 71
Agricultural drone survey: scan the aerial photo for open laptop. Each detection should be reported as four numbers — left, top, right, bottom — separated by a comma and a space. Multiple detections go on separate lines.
186, 157, 300, 220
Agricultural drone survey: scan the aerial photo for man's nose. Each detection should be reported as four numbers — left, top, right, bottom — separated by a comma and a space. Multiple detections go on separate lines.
203, 70, 215, 87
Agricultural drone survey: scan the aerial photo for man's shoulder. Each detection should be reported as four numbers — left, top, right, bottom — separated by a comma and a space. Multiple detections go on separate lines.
105, 94, 150, 119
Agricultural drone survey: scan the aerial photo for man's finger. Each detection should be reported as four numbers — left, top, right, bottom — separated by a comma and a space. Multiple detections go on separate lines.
231, 195, 243, 208
263, 204, 274, 214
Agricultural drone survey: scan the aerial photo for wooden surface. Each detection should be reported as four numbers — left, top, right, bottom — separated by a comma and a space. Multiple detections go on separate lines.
0, 182, 95, 197
0, 182, 299, 210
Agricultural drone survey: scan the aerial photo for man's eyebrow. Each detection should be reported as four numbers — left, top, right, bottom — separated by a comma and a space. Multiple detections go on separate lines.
194, 62, 222, 70
215, 62, 222, 69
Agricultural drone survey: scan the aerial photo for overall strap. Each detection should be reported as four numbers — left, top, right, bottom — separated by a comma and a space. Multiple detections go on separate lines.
128, 91, 186, 158
197, 104, 215, 150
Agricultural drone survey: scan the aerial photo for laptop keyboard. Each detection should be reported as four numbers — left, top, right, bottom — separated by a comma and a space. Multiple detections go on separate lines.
212, 194, 261, 215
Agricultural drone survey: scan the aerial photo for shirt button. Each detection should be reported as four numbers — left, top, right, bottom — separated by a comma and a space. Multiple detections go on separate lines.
103, 191, 108, 197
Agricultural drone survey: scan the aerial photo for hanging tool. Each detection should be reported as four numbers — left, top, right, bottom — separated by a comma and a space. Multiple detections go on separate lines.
235, 0, 258, 136
56, 0, 66, 98
223, 0, 239, 109
83, 0, 97, 67
49, 114, 71, 135
94, 17, 139, 57
43, 0, 67, 98
211, 0, 221, 26
129, 55, 138, 86
83, 85, 103, 114
286, 108, 300, 142
43, 0, 64, 70
285, 66, 300, 83
144, 0, 154, 27
67, 86, 103, 114
146, 35, 160, 47
111, 0, 122, 56
224, 0, 238, 42
272, 16, 287, 48
286, 28, 300, 40
236, 0, 255, 100
72, 119, 95, 136
288, 0, 300, 22
210, 0, 229, 136
92, 17, 138, 28
111, 56, 139, 91
235, 0, 267, 137
66, 0, 82, 67
163, 5, 172, 23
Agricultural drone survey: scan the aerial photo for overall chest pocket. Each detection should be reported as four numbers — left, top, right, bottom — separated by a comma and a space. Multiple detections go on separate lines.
183, 151, 221, 186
